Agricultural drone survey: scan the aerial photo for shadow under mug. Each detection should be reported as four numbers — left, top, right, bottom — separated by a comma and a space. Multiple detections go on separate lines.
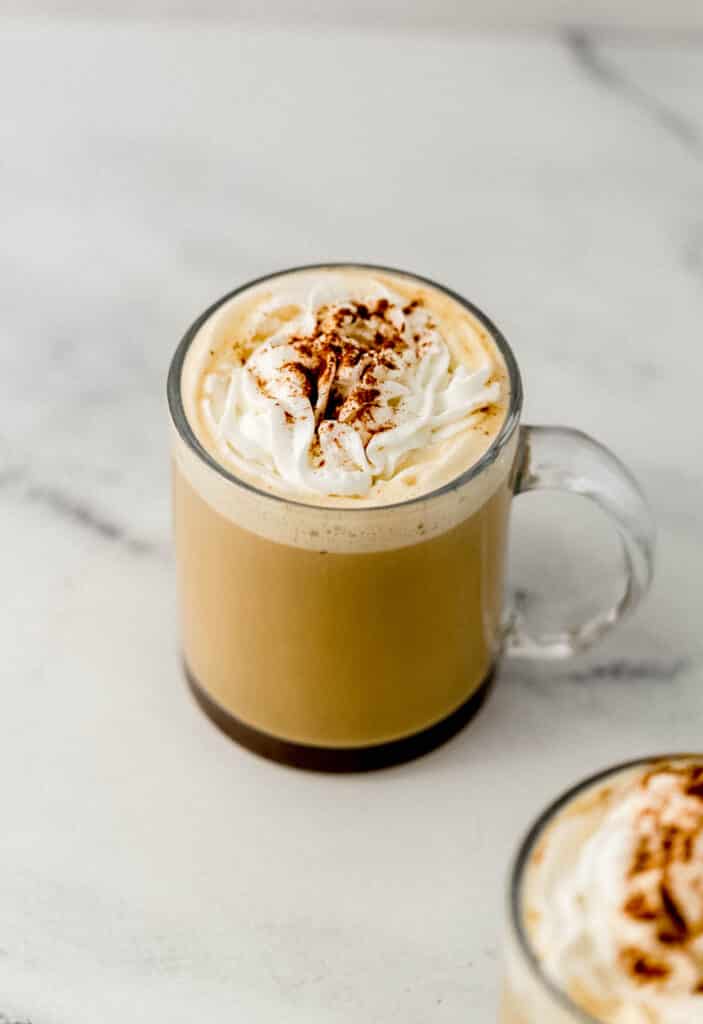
167, 264, 655, 772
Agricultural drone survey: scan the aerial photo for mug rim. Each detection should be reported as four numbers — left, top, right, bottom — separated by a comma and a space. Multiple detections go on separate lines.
167, 262, 524, 513
508, 753, 703, 1024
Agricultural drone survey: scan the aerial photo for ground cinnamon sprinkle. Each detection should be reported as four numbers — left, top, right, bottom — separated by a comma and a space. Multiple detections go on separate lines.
272, 297, 418, 443
619, 763, 703, 992
619, 947, 671, 984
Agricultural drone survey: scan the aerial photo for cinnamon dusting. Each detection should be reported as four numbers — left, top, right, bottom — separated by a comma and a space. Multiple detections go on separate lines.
619, 762, 703, 993
619, 947, 671, 984
264, 297, 419, 444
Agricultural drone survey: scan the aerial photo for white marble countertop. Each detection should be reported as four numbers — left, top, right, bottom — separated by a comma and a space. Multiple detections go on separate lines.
1, 16, 702, 1023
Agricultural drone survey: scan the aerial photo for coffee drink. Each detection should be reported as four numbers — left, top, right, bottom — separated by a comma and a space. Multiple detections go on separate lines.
169, 266, 517, 767
502, 757, 703, 1024
169, 263, 653, 769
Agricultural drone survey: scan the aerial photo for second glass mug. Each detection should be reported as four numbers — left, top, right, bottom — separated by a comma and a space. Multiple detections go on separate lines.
168, 264, 655, 771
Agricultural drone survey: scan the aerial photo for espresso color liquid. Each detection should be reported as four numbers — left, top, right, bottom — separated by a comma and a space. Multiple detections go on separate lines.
174, 465, 511, 749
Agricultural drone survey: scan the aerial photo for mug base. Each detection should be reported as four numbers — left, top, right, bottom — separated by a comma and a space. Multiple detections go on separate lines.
184, 662, 495, 773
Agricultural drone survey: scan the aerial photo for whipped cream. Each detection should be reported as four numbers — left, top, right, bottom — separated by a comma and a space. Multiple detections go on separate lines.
526, 761, 703, 1024
187, 269, 506, 504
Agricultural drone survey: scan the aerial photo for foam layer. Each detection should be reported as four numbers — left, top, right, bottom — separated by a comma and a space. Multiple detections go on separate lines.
524, 759, 703, 1024
181, 267, 509, 508
172, 422, 518, 552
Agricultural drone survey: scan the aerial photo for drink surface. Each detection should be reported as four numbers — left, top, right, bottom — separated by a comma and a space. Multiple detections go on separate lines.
520, 758, 703, 1024
181, 267, 509, 507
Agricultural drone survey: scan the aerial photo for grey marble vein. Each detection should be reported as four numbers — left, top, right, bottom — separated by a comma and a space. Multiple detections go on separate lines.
565, 29, 703, 159
1, 465, 165, 556
565, 657, 690, 684
26, 483, 161, 555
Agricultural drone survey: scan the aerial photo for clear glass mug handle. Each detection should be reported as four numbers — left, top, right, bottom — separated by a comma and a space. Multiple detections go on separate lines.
505, 426, 655, 659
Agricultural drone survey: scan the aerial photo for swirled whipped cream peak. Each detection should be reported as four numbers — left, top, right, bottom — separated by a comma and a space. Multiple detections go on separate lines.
524, 759, 703, 1024
182, 268, 508, 506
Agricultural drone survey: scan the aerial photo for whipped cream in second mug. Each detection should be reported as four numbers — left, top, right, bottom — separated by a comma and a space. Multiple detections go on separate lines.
509, 758, 703, 1024
184, 267, 509, 505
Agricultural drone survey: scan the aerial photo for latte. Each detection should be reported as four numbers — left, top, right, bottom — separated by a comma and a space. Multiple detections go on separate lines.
169, 265, 519, 768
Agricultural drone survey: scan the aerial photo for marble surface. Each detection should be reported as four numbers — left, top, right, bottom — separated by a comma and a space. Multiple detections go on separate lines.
1, 16, 702, 1023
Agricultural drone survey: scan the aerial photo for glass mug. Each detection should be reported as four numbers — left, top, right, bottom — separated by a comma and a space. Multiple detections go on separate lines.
167, 264, 654, 771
